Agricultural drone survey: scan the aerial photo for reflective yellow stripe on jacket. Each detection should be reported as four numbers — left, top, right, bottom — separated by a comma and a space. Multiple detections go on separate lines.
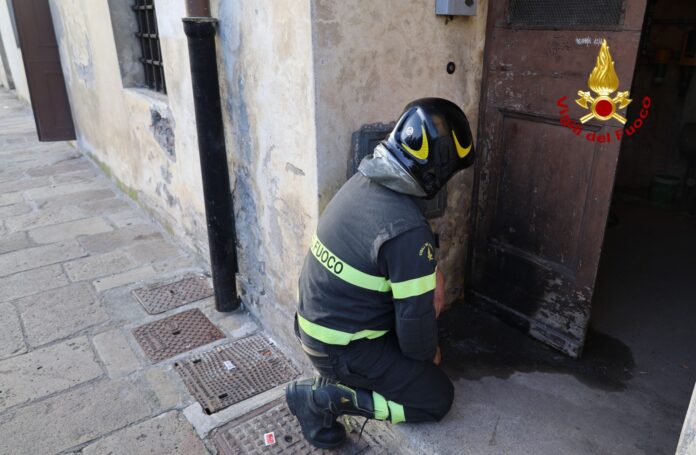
310, 233, 437, 297
303, 234, 437, 346
391, 270, 437, 299
297, 313, 388, 345
310, 234, 391, 292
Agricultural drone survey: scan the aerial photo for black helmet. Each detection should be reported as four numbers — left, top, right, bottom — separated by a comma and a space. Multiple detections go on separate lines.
383, 98, 475, 199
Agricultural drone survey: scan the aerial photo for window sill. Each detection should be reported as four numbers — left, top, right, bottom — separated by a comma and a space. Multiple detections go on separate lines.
123, 87, 169, 109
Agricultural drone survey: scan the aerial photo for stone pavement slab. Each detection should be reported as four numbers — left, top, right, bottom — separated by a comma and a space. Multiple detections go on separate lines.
107, 209, 147, 228
92, 329, 141, 378
64, 250, 136, 282
125, 239, 184, 264
35, 188, 114, 211
81, 411, 208, 455
93, 265, 158, 292
0, 191, 23, 206
0, 240, 86, 277
78, 197, 132, 215
4, 205, 87, 232
26, 156, 93, 177
52, 169, 101, 185
0, 377, 158, 455
0, 337, 102, 412
23, 179, 111, 201
0, 176, 51, 194
0, 202, 31, 218
0, 231, 33, 255
153, 255, 200, 273
0, 302, 26, 360
144, 366, 193, 410
16, 283, 110, 347
0, 264, 69, 302
0, 168, 23, 184
79, 224, 164, 254
28, 217, 113, 244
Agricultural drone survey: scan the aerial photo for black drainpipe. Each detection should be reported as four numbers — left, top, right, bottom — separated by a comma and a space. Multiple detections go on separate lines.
183, 2, 239, 312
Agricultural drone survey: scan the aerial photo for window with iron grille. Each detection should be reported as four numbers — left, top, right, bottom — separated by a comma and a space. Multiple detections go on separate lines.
132, 0, 166, 93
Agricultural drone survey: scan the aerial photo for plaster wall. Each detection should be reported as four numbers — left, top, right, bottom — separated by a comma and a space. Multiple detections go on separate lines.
49, 0, 208, 256
311, 0, 489, 303
0, 0, 29, 101
213, 0, 318, 351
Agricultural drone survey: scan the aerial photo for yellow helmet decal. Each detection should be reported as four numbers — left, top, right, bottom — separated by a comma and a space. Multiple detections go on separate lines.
452, 130, 472, 158
402, 125, 429, 160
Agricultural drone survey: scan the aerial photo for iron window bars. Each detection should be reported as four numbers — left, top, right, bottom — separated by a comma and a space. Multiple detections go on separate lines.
133, 0, 166, 93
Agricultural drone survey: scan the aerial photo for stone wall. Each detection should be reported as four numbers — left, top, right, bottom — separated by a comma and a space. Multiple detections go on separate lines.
311, 0, 489, 304
213, 0, 319, 352
49, 0, 208, 257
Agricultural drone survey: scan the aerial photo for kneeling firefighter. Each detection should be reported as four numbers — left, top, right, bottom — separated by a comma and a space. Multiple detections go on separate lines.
286, 98, 475, 448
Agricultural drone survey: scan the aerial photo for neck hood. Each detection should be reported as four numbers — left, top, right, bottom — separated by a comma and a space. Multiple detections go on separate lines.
358, 143, 426, 197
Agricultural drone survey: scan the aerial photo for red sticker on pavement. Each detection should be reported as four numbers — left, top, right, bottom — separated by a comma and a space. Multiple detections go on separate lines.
264, 432, 276, 446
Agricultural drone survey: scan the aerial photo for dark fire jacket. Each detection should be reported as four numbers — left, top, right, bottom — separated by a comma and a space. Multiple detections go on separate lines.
297, 172, 438, 361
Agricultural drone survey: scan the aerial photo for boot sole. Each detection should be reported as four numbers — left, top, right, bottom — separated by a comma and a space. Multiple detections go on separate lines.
285, 382, 346, 450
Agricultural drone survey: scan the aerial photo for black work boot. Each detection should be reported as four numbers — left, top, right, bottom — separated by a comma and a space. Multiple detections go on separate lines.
285, 377, 376, 449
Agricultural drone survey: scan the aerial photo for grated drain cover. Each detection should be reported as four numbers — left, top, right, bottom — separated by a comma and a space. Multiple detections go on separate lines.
175, 334, 300, 414
212, 398, 371, 454
133, 275, 213, 314
132, 308, 225, 362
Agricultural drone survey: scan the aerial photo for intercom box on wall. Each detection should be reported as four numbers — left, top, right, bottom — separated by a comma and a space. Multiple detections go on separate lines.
436, 0, 476, 16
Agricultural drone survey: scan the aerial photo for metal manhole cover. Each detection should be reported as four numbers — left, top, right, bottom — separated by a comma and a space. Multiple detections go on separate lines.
133, 275, 213, 314
132, 308, 225, 362
213, 398, 371, 454
175, 334, 300, 414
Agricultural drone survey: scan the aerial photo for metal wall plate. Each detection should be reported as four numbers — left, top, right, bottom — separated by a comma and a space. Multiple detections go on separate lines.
213, 398, 371, 454
436, 0, 477, 16
133, 274, 214, 314
175, 334, 300, 414
132, 308, 224, 362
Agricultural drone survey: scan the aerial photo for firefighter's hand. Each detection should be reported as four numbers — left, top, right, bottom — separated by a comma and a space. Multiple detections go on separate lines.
433, 268, 445, 319
433, 346, 442, 365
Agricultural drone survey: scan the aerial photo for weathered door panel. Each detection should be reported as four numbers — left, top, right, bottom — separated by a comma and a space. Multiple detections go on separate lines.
469, 0, 647, 357
11, 0, 75, 141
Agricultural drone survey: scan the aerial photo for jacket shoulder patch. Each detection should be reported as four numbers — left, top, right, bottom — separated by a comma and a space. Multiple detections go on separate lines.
419, 242, 435, 262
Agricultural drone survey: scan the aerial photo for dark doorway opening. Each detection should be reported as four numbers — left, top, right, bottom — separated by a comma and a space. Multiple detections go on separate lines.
590, 0, 696, 431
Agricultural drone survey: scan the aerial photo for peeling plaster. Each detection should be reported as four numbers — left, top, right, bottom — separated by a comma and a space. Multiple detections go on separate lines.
150, 109, 176, 161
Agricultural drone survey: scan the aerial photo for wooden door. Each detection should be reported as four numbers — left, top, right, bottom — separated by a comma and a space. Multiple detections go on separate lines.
468, 0, 647, 357
11, 0, 75, 141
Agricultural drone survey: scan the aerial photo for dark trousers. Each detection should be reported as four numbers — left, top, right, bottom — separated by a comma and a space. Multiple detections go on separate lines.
300, 329, 454, 423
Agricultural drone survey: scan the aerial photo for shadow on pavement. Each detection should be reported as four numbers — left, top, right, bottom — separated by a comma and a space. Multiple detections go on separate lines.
439, 305, 635, 391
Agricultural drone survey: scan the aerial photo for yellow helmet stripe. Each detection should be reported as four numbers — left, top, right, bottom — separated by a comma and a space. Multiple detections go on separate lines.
402, 125, 429, 160
452, 130, 472, 158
